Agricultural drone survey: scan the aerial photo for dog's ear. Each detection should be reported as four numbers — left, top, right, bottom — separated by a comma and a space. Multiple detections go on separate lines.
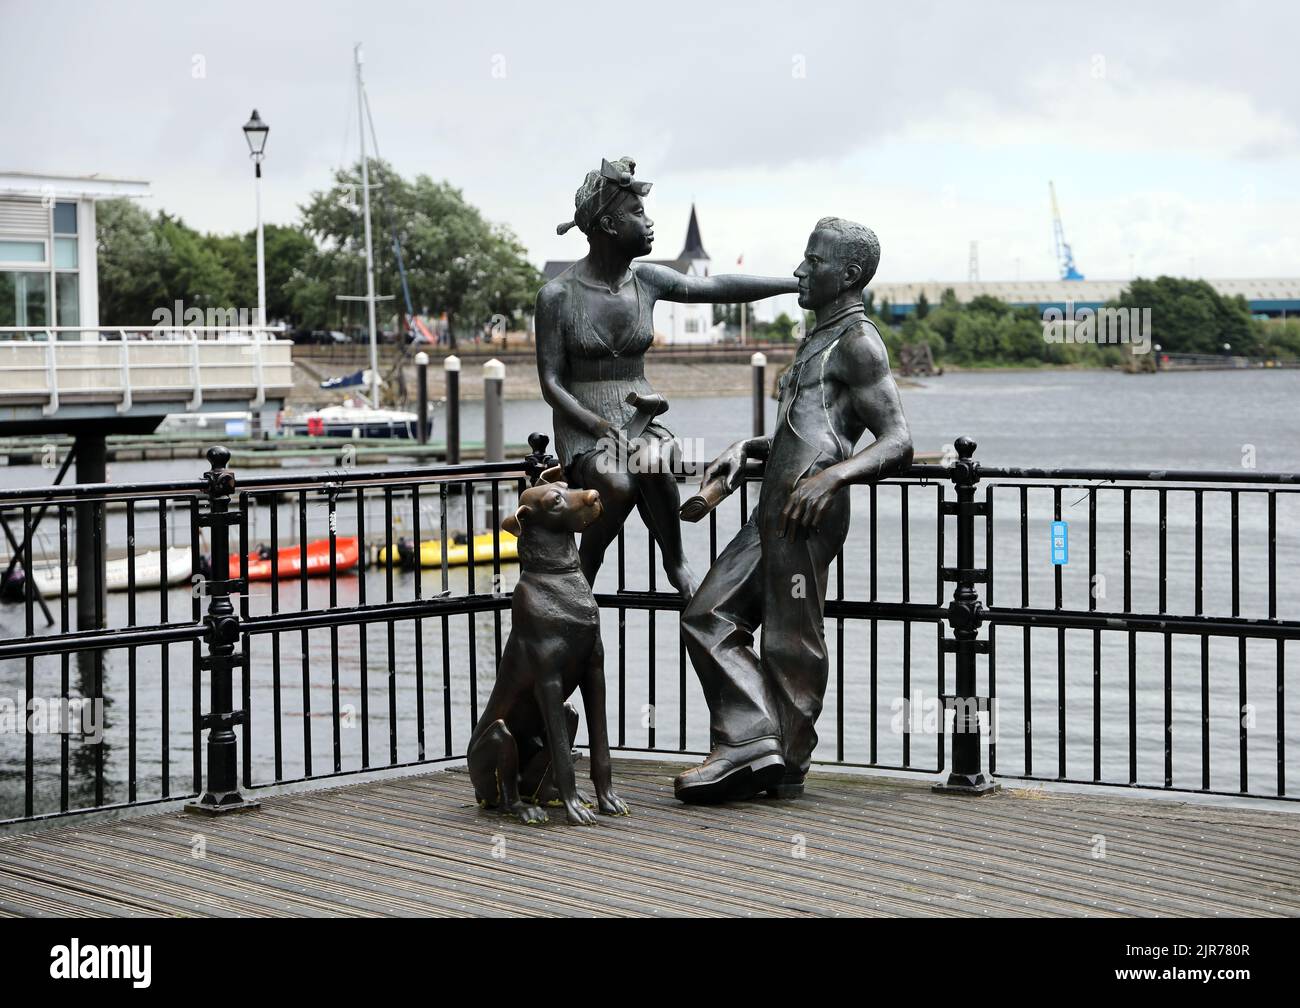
502, 504, 530, 536
539, 464, 564, 484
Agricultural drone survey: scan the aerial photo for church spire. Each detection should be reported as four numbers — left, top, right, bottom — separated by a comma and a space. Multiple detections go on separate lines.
680, 203, 708, 260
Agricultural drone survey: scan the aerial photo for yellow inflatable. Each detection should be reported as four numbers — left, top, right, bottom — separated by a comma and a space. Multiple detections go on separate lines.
375, 531, 519, 568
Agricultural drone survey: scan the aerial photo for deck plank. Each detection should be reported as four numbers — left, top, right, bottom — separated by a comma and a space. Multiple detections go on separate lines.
1, 760, 1297, 918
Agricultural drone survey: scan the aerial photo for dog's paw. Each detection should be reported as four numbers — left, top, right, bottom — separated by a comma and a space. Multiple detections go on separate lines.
511, 803, 548, 825
564, 798, 598, 825
598, 791, 630, 816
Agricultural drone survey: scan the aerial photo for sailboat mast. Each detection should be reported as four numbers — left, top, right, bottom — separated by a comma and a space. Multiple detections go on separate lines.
355, 43, 380, 407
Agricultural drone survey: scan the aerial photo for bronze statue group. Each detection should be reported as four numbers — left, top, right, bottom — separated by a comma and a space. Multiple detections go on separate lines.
467, 157, 913, 823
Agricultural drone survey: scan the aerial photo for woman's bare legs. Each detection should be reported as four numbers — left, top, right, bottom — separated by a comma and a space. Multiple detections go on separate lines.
630, 437, 696, 598
635, 472, 696, 598
573, 437, 697, 598
574, 462, 638, 588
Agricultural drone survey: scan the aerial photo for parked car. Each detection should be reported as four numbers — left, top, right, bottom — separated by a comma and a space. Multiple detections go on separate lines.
301, 329, 351, 345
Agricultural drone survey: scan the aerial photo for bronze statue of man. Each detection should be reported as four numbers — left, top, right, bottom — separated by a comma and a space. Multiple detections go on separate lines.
676, 217, 914, 803
536, 157, 796, 597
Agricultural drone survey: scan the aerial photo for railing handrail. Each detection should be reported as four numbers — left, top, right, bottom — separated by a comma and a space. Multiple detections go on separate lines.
937, 464, 1299, 485
0, 326, 293, 357
1, 455, 1295, 507
0, 459, 529, 505
0, 324, 289, 335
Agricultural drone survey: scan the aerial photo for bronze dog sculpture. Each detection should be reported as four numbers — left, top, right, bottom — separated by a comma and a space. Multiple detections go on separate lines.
467, 471, 630, 825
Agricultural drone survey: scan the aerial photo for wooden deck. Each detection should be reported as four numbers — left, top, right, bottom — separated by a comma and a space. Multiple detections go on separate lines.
2, 759, 1297, 917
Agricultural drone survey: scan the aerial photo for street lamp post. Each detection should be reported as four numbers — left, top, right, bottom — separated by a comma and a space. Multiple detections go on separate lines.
242, 109, 270, 331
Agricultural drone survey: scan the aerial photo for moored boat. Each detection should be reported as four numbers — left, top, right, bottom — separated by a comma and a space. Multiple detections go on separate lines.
242, 537, 360, 581
282, 401, 424, 439
0, 546, 194, 599
374, 532, 518, 569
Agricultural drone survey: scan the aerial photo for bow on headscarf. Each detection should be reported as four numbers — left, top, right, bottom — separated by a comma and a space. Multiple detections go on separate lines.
557, 157, 653, 236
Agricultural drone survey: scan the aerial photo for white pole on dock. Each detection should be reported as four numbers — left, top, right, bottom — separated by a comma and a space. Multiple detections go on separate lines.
483, 358, 504, 463
415, 351, 430, 444
444, 354, 461, 463
751, 351, 766, 438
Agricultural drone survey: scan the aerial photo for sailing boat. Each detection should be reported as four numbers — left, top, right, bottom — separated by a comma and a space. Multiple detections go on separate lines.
311, 43, 423, 440
283, 397, 420, 439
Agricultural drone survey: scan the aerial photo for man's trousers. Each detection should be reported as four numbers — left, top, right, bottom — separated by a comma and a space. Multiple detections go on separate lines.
681, 495, 849, 778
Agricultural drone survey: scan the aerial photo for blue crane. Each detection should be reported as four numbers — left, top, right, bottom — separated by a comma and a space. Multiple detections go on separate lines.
1049, 181, 1085, 281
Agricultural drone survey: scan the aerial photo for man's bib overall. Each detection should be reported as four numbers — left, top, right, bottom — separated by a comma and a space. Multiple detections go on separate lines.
682, 304, 866, 777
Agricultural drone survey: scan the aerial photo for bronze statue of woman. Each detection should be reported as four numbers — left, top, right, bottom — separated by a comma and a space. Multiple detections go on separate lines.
536, 157, 795, 597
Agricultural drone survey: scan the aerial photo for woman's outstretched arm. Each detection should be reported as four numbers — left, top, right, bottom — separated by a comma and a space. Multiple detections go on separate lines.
637, 262, 798, 304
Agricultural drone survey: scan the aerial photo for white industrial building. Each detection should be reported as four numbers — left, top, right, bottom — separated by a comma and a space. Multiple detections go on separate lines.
869, 278, 1300, 321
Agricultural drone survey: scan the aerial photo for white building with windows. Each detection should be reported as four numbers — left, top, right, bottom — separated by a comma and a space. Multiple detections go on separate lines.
0, 169, 292, 437
542, 204, 722, 344
0, 171, 150, 333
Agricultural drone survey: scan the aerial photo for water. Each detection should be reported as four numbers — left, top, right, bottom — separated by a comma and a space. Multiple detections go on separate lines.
2, 368, 1298, 819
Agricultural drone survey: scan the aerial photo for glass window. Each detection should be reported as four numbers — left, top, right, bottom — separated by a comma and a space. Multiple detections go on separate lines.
0, 240, 46, 263
56, 273, 80, 327
53, 201, 78, 235
0, 272, 12, 327
0, 271, 50, 327
54, 237, 78, 268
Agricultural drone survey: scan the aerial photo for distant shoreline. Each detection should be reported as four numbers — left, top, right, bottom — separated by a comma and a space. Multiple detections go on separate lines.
288, 349, 1294, 409
936, 363, 1112, 374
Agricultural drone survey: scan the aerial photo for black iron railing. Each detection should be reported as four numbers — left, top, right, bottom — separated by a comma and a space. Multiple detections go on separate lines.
0, 437, 1296, 827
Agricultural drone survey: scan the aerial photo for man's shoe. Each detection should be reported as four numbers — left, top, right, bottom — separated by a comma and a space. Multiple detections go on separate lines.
766, 771, 805, 799
674, 739, 785, 804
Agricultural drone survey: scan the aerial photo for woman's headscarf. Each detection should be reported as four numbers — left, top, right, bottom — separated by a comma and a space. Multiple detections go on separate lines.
557, 156, 652, 236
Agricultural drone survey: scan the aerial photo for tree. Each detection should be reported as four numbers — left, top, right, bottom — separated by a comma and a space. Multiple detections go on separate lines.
292, 159, 541, 346
901, 315, 944, 363
916, 291, 930, 320
950, 313, 998, 363
97, 197, 320, 328
1110, 277, 1255, 355
96, 198, 167, 323
208, 224, 315, 324
154, 213, 238, 311
1254, 319, 1300, 360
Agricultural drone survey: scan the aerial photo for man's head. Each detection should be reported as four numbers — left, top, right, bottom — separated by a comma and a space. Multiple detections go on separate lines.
558, 156, 655, 258
794, 217, 880, 311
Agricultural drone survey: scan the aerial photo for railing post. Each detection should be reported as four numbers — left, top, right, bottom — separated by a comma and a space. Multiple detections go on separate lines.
935, 435, 999, 795
751, 351, 766, 438
415, 350, 430, 444
186, 445, 260, 816
483, 358, 504, 463
444, 353, 460, 462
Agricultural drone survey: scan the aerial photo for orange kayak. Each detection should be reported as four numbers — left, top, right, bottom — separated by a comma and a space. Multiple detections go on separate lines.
243, 537, 360, 581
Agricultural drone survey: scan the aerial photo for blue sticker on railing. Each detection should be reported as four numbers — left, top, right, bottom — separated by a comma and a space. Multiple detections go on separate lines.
1051, 521, 1068, 565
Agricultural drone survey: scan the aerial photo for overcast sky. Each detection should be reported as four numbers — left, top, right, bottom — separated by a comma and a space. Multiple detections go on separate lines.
3, 0, 1297, 303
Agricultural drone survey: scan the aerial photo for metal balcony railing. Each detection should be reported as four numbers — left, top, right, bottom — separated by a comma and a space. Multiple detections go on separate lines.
0, 437, 1297, 827
0, 326, 293, 414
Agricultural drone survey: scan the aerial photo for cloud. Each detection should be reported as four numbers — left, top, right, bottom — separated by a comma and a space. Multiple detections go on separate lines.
3, 0, 1297, 285
898, 77, 1299, 160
